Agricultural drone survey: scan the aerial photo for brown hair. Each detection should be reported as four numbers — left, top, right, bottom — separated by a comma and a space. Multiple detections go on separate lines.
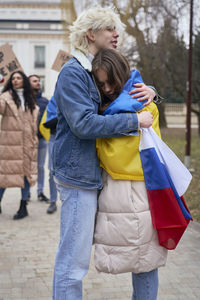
28, 74, 40, 80
92, 48, 130, 98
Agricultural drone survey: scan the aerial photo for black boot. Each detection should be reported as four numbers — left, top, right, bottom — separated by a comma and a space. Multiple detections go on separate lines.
13, 200, 28, 220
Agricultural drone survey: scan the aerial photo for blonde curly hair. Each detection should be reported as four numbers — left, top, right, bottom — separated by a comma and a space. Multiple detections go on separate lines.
69, 6, 125, 55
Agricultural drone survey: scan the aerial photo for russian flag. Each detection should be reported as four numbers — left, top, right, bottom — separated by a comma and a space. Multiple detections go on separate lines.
139, 127, 192, 250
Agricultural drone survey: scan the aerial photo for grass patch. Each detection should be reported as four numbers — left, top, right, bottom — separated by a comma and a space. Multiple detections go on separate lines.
161, 128, 200, 222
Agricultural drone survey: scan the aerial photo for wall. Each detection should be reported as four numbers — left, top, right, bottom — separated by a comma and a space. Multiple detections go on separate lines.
165, 103, 198, 128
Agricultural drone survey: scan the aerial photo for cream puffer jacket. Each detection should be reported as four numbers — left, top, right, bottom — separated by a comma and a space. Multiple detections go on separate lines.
0, 91, 39, 188
94, 171, 168, 274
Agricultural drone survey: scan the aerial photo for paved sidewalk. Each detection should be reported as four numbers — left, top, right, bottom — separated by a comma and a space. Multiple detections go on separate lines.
0, 184, 200, 300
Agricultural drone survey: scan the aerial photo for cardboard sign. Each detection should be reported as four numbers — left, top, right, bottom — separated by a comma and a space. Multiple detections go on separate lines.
51, 50, 72, 72
0, 43, 23, 85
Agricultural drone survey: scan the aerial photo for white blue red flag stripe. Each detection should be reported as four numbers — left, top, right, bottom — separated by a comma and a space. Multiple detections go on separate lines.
139, 127, 192, 250
101, 69, 192, 250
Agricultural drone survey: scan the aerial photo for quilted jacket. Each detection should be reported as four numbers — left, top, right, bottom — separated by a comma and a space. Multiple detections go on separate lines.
94, 172, 168, 274
0, 91, 39, 188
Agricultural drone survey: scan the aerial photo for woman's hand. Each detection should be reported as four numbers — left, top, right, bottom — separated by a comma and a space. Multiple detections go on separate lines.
129, 83, 156, 106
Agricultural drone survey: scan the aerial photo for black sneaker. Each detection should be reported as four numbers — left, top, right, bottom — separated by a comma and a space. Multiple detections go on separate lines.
38, 193, 49, 203
47, 202, 57, 214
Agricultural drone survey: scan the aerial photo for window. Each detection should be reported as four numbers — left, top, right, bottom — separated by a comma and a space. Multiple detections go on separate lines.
34, 46, 45, 68
16, 23, 29, 29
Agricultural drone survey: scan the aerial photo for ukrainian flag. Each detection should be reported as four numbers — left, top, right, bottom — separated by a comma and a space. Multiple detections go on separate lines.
39, 96, 57, 141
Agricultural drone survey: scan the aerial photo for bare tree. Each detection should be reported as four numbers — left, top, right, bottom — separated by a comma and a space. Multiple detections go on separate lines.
61, 0, 200, 129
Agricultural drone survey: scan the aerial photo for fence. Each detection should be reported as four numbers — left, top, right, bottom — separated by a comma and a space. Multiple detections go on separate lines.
165, 103, 198, 128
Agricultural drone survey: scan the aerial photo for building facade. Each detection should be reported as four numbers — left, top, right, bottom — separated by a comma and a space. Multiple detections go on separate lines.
0, 0, 72, 98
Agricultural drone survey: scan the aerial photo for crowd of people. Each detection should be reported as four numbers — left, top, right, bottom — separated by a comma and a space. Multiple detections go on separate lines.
0, 6, 163, 300
0, 5, 192, 300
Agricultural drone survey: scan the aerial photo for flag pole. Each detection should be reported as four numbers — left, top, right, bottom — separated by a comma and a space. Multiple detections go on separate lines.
184, 0, 193, 169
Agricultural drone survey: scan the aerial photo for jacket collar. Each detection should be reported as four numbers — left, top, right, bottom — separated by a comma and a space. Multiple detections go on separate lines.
71, 49, 92, 72
35, 90, 42, 98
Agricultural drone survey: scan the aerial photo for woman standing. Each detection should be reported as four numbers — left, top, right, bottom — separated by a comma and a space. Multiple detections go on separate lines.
92, 49, 167, 300
0, 71, 39, 220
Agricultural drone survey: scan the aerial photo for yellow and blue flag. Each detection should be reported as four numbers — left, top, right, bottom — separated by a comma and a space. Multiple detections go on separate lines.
39, 96, 57, 141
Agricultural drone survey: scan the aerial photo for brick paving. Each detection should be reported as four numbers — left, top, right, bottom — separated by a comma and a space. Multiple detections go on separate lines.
0, 181, 200, 300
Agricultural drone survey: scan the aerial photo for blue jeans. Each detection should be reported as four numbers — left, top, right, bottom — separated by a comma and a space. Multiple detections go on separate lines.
37, 138, 48, 195
132, 269, 158, 300
0, 177, 30, 201
48, 134, 57, 203
52, 185, 97, 300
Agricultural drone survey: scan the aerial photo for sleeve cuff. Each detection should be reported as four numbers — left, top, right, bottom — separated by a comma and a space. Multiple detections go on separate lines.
149, 86, 164, 104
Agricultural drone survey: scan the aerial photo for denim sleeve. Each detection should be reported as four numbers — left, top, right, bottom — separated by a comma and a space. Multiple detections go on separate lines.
128, 114, 140, 136
54, 65, 139, 139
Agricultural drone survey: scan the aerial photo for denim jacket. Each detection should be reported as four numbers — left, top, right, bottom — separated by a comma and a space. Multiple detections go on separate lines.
52, 49, 138, 189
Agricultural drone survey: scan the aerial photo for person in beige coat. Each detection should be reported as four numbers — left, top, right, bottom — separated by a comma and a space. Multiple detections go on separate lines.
0, 70, 39, 220
92, 49, 168, 300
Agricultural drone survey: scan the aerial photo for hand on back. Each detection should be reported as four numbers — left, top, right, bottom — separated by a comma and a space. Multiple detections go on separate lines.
129, 83, 156, 106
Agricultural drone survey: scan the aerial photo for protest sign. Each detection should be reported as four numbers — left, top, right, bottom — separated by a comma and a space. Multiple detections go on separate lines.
51, 50, 72, 72
0, 43, 23, 85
